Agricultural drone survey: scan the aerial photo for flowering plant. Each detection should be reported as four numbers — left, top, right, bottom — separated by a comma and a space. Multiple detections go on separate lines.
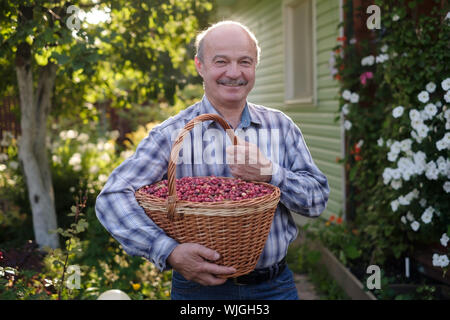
333, 1, 450, 275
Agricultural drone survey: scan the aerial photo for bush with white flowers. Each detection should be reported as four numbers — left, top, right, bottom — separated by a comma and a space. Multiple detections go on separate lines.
333, 1, 450, 280
380, 78, 450, 269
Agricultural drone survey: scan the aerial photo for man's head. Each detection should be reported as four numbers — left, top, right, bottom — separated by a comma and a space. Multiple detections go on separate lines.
194, 21, 261, 108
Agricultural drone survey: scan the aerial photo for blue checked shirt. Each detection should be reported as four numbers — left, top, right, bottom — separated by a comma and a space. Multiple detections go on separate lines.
95, 95, 329, 271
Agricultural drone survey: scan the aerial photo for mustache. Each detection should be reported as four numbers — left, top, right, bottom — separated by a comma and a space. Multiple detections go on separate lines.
217, 79, 248, 86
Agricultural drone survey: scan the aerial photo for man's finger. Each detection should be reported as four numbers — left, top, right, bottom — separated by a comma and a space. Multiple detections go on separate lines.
194, 244, 220, 261
201, 261, 236, 275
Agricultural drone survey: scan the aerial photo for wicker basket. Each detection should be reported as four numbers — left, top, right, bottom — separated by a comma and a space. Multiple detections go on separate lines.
135, 114, 280, 278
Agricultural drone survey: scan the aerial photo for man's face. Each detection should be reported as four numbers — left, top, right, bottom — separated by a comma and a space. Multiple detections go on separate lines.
195, 26, 257, 107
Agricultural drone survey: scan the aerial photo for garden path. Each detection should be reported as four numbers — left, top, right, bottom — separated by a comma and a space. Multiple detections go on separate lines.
294, 273, 320, 300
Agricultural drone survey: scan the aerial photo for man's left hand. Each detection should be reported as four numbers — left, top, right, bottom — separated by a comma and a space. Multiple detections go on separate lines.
226, 137, 273, 183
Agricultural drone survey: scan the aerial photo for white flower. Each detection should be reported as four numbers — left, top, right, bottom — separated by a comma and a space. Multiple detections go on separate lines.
406, 212, 415, 222
424, 103, 437, 118
442, 78, 450, 91
391, 169, 401, 180
425, 82, 436, 93
441, 233, 449, 247
444, 91, 450, 103
342, 104, 349, 115
342, 90, 352, 101
387, 151, 398, 162
444, 132, 450, 145
100, 153, 111, 162
390, 141, 402, 154
59, 130, 68, 140
420, 110, 431, 121
68, 153, 82, 166
419, 198, 427, 207
436, 139, 447, 151
391, 180, 402, 190
0, 164, 6, 172
108, 130, 120, 140
425, 161, 439, 180
66, 130, 78, 139
361, 55, 375, 66
446, 11, 450, 20
344, 120, 352, 130
400, 139, 412, 152
392, 14, 400, 21
376, 54, 389, 64
417, 91, 429, 103
409, 109, 421, 121
393, 106, 404, 118
420, 207, 434, 224
433, 254, 449, 268
436, 157, 447, 174
350, 93, 359, 103
391, 200, 399, 212
444, 181, 450, 193
401, 216, 407, 224
77, 133, 89, 144
89, 165, 100, 174
438, 255, 449, 267
410, 221, 420, 231
52, 155, 61, 165
445, 109, 450, 120
416, 124, 429, 138
398, 195, 409, 205
69, 187, 76, 193
120, 150, 134, 159
383, 168, 393, 184
377, 137, 384, 147
98, 174, 108, 183
380, 45, 388, 53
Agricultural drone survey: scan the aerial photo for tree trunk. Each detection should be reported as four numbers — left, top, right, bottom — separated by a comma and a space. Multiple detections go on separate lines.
16, 39, 59, 249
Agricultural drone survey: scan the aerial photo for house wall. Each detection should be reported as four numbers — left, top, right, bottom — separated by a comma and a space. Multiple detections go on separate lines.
216, 0, 344, 223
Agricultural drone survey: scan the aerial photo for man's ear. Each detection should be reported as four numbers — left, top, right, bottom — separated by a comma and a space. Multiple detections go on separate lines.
194, 56, 204, 78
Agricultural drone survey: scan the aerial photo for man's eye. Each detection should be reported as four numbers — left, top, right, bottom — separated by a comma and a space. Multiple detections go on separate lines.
216, 60, 226, 64
241, 61, 251, 65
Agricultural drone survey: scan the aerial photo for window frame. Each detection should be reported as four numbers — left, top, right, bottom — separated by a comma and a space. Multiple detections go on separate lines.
282, 0, 317, 107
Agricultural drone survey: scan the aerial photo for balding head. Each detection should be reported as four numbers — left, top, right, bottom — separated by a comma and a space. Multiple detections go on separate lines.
195, 21, 261, 65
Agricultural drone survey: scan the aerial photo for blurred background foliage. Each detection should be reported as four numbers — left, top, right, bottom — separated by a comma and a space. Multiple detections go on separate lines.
0, 0, 214, 299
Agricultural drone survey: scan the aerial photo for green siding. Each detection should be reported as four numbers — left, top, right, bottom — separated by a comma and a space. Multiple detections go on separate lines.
217, 0, 344, 221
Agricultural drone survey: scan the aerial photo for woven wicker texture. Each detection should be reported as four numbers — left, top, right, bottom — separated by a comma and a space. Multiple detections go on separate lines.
135, 114, 280, 278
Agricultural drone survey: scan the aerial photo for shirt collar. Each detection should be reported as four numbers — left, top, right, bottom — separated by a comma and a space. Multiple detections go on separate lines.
200, 95, 261, 130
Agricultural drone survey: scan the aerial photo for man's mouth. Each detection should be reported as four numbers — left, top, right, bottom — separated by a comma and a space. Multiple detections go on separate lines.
217, 79, 248, 87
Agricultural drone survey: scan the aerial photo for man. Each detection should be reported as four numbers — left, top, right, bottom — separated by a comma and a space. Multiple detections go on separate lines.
95, 21, 329, 300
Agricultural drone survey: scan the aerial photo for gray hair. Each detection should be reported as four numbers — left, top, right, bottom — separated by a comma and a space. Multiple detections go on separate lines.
195, 20, 261, 65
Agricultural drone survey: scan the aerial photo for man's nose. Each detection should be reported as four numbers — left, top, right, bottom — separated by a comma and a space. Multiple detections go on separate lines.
225, 62, 241, 78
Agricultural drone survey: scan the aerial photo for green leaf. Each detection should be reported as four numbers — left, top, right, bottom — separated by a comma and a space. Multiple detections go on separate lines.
344, 245, 361, 259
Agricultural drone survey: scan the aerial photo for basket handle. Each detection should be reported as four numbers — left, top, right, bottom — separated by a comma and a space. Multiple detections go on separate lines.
166, 113, 238, 220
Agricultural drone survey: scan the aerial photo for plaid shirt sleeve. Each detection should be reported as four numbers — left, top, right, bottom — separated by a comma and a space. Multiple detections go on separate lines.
270, 121, 330, 217
95, 128, 179, 272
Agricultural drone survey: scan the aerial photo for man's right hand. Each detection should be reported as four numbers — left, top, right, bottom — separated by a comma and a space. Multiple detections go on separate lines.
167, 243, 236, 286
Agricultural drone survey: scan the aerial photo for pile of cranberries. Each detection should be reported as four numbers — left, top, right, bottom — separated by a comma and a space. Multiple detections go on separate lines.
142, 176, 273, 202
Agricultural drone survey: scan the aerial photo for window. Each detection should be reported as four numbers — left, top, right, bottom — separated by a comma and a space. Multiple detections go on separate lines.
284, 0, 315, 105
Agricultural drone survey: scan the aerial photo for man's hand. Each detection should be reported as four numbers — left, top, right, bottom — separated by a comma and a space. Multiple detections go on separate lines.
167, 243, 236, 286
226, 137, 273, 182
